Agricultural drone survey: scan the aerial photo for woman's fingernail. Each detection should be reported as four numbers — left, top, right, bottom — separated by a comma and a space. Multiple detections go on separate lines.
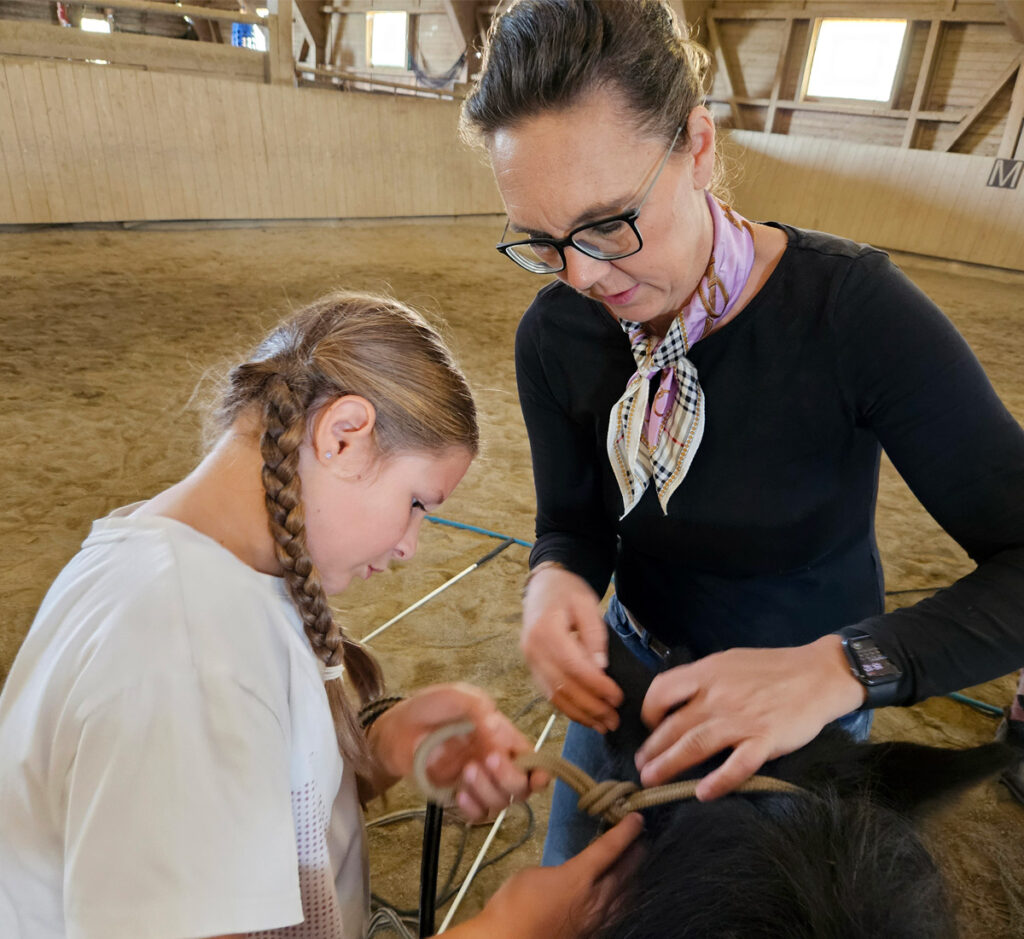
465, 763, 478, 783
485, 753, 500, 772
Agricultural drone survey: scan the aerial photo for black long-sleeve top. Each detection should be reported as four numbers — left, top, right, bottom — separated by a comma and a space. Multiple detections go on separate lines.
515, 225, 1024, 705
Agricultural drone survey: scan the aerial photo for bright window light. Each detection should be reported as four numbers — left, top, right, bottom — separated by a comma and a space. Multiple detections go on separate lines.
80, 16, 111, 34
806, 19, 908, 102
367, 11, 408, 68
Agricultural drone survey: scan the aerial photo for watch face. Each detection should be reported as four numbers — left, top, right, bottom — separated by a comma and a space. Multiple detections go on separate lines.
847, 638, 902, 685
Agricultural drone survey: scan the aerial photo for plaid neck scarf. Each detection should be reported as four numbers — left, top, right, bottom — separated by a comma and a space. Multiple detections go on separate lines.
607, 194, 755, 517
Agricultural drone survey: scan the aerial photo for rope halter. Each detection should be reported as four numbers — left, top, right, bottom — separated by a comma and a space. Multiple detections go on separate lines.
411, 720, 805, 824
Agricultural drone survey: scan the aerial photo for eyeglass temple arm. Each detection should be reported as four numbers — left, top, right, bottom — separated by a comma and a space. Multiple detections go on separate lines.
634, 124, 684, 215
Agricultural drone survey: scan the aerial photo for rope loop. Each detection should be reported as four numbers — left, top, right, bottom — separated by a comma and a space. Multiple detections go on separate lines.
577, 779, 641, 824
410, 721, 806, 822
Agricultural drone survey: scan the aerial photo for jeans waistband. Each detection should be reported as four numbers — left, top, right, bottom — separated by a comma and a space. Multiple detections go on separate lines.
607, 594, 673, 662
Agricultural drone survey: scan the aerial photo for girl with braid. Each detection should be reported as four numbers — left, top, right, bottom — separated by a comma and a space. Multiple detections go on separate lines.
0, 291, 641, 939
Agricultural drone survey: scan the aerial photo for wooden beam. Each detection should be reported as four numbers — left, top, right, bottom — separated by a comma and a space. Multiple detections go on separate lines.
0, 19, 266, 80
705, 6, 1004, 23
996, 1, 1024, 43
705, 13, 744, 129
78, 0, 265, 26
901, 19, 942, 148
329, 11, 346, 69
708, 94, 967, 123
442, 0, 478, 51
475, 7, 491, 47
764, 17, 795, 134
266, 2, 295, 86
191, 19, 216, 43
296, 0, 328, 65
940, 55, 1021, 152
673, 2, 713, 41
1000, 57, 1024, 157
295, 62, 464, 98
320, 0, 447, 11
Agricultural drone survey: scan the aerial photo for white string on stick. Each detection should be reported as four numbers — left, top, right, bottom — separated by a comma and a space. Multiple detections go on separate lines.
361, 564, 479, 645
361, 538, 515, 646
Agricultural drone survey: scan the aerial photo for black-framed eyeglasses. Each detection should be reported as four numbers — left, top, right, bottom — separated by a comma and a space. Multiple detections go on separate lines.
496, 125, 683, 275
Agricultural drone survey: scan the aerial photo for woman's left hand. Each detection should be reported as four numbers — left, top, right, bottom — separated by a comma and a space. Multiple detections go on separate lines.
635, 635, 866, 800
369, 683, 546, 819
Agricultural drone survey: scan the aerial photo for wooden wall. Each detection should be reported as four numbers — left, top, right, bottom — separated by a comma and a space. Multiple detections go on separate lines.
726, 130, 1024, 270
1, 3, 1023, 272
0, 19, 266, 83
0, 57, 501, 224
706, 1, 1024, 158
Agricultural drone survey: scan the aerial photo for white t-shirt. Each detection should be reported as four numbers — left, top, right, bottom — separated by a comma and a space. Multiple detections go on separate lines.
0, 506, 368, 939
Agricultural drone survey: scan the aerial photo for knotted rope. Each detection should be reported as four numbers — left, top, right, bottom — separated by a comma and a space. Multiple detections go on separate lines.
411, 721, 804, 824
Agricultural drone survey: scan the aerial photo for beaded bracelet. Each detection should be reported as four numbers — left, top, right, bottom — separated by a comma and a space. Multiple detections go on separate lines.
359, 695, 405, 731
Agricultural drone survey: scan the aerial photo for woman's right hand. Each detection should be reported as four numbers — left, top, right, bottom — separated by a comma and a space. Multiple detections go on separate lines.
520, 565, 623, 732
445, 813, 644, 938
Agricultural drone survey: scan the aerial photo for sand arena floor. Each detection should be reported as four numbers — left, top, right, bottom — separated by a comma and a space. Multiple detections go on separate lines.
1, 218, 1023, 935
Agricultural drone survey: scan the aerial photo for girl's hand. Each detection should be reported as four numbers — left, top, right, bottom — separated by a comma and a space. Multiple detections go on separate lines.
445, 813, 644, 938
368, 684, 546, 819
520, 566, 623, 732
635, 635, 867, 799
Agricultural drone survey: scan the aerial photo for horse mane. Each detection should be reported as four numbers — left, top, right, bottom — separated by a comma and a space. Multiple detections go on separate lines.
591, 773, 955, 938
586, 626, 1012, 938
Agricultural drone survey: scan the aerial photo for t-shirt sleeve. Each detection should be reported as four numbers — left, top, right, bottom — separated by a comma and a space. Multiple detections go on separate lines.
63, 671, 303, 939
515, 295, 618, 597
833, 251, 1024, 702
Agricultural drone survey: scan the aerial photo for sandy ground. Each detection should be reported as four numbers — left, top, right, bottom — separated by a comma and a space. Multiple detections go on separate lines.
1, 218, 1022, 936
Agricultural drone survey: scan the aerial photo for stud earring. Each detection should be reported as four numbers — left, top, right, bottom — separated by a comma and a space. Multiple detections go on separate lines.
324, 451, 333, 460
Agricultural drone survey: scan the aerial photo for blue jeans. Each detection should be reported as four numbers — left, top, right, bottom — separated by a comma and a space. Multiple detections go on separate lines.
540, 596, 874, 866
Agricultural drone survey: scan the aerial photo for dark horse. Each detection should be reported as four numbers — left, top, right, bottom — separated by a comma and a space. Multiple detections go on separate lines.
590, 627, 1014, 939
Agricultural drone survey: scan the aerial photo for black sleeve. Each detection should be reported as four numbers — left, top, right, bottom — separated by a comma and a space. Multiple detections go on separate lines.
834, 251, 1024, 703
515, 299, 618, 598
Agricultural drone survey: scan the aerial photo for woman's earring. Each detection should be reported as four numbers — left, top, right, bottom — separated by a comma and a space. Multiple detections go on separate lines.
324, 451, 333, 460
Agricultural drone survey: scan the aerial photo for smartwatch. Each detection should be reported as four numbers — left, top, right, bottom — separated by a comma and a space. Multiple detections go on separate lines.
839, 631, 903, 710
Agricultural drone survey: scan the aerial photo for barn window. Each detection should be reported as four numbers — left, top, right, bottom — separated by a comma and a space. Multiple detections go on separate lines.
231, 23, 268, 52
80, 16, 111, 34
366, 11, 409, 69
804, 19, 908, 103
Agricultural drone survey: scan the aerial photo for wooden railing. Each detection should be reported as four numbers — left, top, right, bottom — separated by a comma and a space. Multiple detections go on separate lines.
295, 63, 465, 100
0, 0, 294, 85
0, 1, 465, 99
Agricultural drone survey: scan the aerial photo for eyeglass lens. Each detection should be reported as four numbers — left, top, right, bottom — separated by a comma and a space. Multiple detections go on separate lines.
505, 218, 641, 273
571, 218, 641, 260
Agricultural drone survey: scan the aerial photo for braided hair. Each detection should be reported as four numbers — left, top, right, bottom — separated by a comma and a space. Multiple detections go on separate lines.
217, 292, 479, 780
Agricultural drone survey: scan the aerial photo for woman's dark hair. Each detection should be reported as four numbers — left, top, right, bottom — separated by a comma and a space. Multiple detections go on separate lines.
460, 0, 711, 153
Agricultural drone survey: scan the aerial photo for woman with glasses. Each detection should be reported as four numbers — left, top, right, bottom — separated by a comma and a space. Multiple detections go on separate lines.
460, 0, 1024, 864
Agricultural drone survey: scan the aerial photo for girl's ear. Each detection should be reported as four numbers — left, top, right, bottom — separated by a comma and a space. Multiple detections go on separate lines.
312, 395, 378, 470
